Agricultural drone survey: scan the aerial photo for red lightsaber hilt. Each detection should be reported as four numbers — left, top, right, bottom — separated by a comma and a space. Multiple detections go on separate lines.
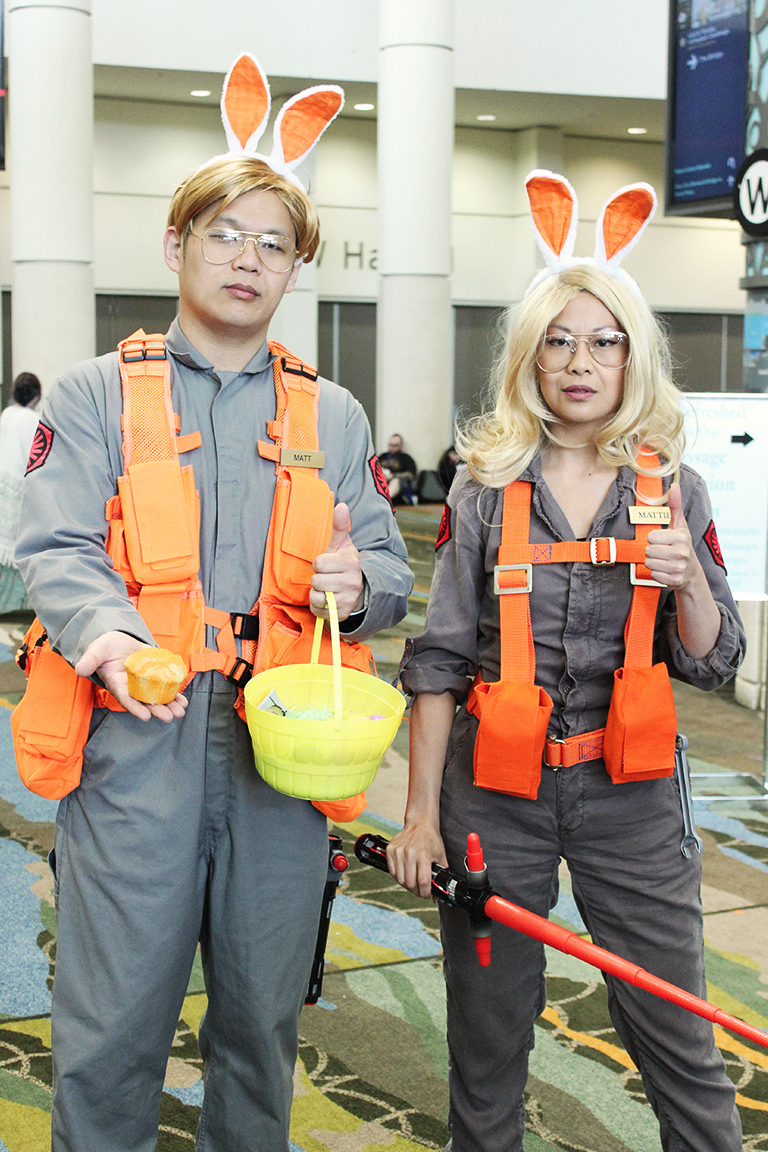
353, 831, 768, 1050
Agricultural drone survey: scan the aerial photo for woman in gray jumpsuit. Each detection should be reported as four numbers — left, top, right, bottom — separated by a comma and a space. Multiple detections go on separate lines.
387, 257, 746, 1151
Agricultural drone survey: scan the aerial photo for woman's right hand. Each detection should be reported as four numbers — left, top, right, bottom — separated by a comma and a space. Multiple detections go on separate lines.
387, 821, 448, 899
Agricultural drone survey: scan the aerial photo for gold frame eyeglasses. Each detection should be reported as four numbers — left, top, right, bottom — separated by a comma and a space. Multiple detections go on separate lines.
536, 331, 629, 372
191, 226, 298, 273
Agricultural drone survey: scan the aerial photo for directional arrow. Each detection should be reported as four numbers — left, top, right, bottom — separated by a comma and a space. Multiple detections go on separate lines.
731, 432, 754, 446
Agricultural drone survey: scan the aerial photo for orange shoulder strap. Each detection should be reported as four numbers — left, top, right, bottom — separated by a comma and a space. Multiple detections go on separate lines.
496, 448, 664, 682
118, 330, 204, 464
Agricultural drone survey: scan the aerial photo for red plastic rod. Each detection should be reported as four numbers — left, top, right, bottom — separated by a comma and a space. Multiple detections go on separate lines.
484, 894, 768, 1049
466, 832, 485, 873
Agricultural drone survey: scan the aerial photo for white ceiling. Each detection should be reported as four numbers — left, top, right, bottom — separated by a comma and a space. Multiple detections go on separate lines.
93, 66, 666, 144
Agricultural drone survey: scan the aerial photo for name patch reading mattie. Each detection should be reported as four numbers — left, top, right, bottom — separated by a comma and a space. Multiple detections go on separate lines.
280, 448, 325, 468
628, 506, 671, 525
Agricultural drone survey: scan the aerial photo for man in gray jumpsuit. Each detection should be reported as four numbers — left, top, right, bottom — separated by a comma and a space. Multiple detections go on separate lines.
16, 155, 413, 1151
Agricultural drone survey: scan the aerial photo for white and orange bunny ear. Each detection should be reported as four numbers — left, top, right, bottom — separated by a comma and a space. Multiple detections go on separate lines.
269, 85, 344, 175
525, 170, 578, 271
594, 183, 656, 271
221, 54, 271, 156
523, 169, 657, 297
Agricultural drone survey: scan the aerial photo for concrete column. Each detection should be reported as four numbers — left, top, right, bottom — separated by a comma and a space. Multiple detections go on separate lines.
376, 0, 454, 469
9, 0, 94, 394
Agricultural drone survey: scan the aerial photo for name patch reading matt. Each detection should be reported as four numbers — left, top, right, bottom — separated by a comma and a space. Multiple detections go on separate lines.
280, 448, 325, 468
628, 507, 671, 525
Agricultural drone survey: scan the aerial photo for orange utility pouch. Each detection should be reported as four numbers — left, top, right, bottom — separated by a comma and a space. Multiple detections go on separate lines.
11, 620, 96, 800
106, 331, 206, 688
467, 449, 676, 798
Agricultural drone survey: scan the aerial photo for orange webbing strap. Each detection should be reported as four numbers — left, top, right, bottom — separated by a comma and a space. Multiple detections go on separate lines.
499, 538, 646, 566
497, 449, 665, 678
272, 343, 322, 461
188, 607, 255, 686
118, 332, 176, 467
118, 331, 203, 465
258, 342, 321, 472
249, 347, 325, 674
623, 450, 663, 669
544, 728, 605, 769
497, 482, 537, 682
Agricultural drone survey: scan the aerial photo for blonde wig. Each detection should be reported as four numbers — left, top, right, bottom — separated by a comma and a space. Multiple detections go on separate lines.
456, 265, 684, 489
167, 154, 320, 263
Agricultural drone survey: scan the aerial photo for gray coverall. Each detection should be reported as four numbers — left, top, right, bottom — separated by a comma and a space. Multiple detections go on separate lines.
400, 457, 745, 1152
16, 319, 414, 1152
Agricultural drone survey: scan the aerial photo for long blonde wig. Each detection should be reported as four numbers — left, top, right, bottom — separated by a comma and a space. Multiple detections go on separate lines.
456, 265, 684, 488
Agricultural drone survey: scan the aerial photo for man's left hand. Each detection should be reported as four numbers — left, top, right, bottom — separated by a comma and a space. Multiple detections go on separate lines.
311, 503, 365, 621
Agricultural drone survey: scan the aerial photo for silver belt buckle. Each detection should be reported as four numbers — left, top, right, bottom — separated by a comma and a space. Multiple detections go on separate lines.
493, 563, 533, 595
589, 537, 616, 566
543, 737, 566, 770
630, 563, 660, 587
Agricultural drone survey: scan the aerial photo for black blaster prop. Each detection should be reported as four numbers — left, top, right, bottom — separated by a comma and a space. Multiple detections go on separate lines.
305, 833, 349, 1005
354, 831, 768, 1051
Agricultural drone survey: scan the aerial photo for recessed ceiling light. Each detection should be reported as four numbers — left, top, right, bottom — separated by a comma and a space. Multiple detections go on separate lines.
190, 89, 212, 98
627, 126, 647, 135
354, 103, 375, 111
476, 114, 497, 122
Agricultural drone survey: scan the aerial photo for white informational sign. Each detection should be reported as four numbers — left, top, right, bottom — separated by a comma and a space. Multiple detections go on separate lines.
682, 394, 768, 600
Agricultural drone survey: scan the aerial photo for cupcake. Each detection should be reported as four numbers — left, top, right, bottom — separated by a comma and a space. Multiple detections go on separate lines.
125, 647, 188, 705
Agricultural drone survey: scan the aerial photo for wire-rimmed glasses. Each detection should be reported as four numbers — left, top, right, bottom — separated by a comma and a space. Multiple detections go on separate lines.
536, 331, 629, 373
191, 226, 298, 273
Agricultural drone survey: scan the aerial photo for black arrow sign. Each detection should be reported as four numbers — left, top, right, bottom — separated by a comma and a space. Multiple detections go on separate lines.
731, 432, 754, 446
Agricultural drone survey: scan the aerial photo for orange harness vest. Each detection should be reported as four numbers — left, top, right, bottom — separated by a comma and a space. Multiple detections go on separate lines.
13, 331, 372, 820
466, 450, 677, 799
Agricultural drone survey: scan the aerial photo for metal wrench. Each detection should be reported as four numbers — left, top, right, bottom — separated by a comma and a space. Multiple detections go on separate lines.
675, 734, 703, 858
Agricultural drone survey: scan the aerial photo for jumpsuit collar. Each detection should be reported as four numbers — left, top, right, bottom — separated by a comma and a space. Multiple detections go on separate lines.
518, 450, 642, 542
164, 316, 275, 376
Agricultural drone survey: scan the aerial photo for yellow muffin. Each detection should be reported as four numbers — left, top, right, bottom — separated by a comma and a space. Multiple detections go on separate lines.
125, 647, 188, 705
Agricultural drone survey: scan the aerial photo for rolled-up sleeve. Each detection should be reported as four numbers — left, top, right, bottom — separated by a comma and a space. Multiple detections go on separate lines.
400, 471, 488, 702
659, 467, 745, 690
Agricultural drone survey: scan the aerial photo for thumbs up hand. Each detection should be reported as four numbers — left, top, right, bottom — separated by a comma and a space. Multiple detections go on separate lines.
644, 483, 699, 590
311, 502, 366, 620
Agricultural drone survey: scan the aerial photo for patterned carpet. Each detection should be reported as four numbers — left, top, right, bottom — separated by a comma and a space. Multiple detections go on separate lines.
2, 505, 768, 1151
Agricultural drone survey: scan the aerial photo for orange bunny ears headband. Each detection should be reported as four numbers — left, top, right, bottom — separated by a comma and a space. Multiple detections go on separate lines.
524, 170, 656, 298
219, 54, 344, 188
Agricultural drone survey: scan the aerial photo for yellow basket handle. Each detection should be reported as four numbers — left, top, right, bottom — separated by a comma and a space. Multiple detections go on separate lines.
310, 592, 343, 728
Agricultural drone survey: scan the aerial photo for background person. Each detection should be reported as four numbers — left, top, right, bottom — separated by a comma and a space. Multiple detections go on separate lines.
437, 444, 460, 495
0, 371, 41, 613
387, 173, 744, 1152
380, 432, 417, 504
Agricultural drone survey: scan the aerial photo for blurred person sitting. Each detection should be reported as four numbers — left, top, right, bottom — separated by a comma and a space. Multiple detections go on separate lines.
0, 372, 42, 612
437, 445, 461, 495
380, 433, 417, 505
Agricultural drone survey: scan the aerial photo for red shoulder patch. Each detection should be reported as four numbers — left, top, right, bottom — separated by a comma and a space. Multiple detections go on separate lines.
369, 454, 393, 507
704, 520, 726, 573
436, 504, 451, 550
26, 423, 54, 474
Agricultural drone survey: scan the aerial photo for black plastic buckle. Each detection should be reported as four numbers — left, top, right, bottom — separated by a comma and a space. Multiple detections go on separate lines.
230, 612, 260, 642
121, 342, 166, 363
16, 630, 47, 672
225, 658, 253, 687
281, 356, 318, 382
